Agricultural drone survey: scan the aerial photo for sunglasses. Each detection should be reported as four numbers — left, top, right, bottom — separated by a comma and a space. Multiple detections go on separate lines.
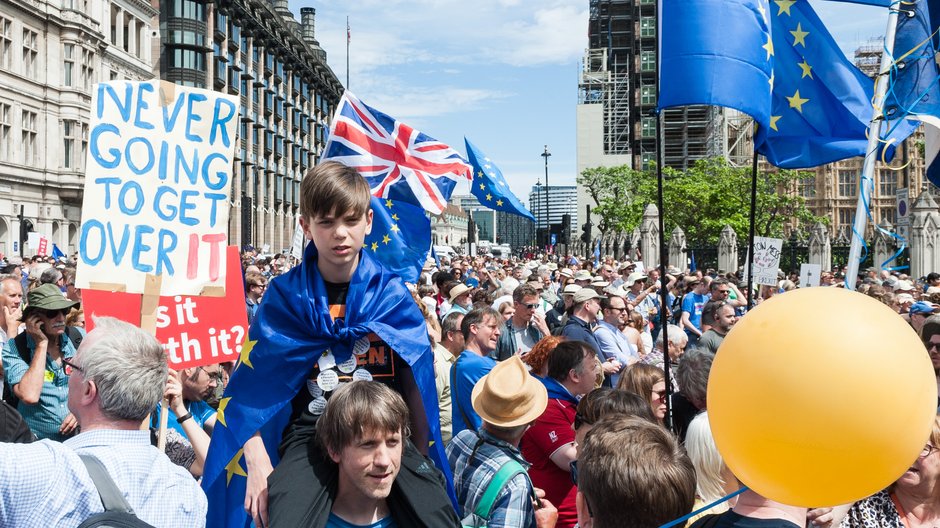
62, 357, 83, 376
37, 308, 70, 318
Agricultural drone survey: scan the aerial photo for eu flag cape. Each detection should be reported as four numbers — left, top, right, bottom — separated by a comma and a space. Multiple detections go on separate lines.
202, 241, 452, 527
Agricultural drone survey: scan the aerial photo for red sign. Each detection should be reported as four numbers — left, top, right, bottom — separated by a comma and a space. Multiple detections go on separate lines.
84, 245, 248, 370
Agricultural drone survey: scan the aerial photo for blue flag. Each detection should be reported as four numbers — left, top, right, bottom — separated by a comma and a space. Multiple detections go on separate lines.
202, 242, 452, 527
51, 244, 65, 260
464, 138, 536, 222
755, 0, 912, 167
364, 196, 431, 284
690, 250, 697, 273
887, 0, 940, 185
658, 0, 773, 129
822, 0, 892, 5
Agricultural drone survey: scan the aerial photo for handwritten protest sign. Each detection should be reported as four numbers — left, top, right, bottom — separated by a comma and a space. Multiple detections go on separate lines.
800, 263, 822, 288
83, 246, 248, 370
745, 237, 783, 286
76, 80, 239, 296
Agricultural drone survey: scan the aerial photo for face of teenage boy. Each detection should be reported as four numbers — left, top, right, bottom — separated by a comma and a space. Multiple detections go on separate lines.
301, 208, 374, 282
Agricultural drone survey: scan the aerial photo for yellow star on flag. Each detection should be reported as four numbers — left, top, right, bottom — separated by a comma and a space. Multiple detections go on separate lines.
385, 199, 393, 208
382, 234, 391, 244
391, 224, 400, 233
790, 23, 809, 47
486, 193, 493, 201
479, 183, 485, 190
769, 115, 782, 131
391, 214, 399, 221
226, 448, 248, 486
238, 339, 257, 370
371, 241, 379, 251
496, 199, 504, 207
774, 0, 795, 16
217, 397, 231, 428
787, 90, 809, 113
798, 60, 813, 79
762, 35, 774, 60
477, 171, 484, 178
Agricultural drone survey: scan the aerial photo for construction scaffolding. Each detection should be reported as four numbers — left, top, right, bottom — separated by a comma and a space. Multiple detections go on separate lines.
579, 48, 631, 156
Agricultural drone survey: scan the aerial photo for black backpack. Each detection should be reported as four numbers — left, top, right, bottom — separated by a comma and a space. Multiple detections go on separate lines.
2, 327, 84, 409
76, 454, 156, 528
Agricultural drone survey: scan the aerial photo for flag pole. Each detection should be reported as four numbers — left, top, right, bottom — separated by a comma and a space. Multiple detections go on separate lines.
746, 147, 758, 310
346, 16, 350, 88
654, 0, 672, 432
844, 7, 901, 290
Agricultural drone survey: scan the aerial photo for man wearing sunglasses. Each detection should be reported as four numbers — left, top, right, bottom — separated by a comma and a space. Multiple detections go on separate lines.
1, 283, 81, 441
245, 272, 267, 325
495, 284, 547, 362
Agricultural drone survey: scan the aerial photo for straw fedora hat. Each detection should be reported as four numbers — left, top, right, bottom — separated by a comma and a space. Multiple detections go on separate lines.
471, 356, 548, 428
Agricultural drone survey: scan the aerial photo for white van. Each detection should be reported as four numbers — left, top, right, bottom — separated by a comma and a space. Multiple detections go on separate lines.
433, 245, 456, 259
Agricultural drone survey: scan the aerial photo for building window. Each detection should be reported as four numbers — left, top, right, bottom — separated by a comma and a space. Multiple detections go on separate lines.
169, 48, 206, 70
640, 84, 655, 106
21, 109, 37, 165
799, 176, 816, 198
838, 170, 857, 197
0, 102, 10, 161
640, 17, 655, 38
641, 117, 656, 138
168, 0, 206, 20
22, 28, 38, 78
838, 208, 854, 227
82, 48, 94, 91
63, 120, 76, 168
641, 51, 656, 72
641, 152, 655, 170
0, 17, 12, 70
878, 169, 897, 197
63, 44, 74, 86
881, 207, 897, 224
81, 122, 88, 170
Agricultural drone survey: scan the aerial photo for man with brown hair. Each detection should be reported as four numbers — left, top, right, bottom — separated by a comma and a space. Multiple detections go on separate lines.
576, 415, 696, 528
495, 284, 547, 361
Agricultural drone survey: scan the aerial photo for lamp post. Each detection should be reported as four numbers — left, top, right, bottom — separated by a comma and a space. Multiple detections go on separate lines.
541, 145, 551, 247
535, 181, 542, 246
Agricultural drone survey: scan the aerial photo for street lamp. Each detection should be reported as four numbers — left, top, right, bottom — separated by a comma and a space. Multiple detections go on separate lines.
535, 181, 542, 246
541, 145, 551, 246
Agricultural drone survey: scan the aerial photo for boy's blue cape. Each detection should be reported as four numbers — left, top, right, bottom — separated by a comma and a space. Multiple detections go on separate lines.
202, 242, 454, 527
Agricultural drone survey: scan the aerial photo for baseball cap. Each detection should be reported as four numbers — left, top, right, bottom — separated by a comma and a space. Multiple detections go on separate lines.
910, 301, 940, 316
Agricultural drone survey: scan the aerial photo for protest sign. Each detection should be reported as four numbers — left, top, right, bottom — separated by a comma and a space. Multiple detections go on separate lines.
76, 80, 239, 296
800, 263, 822, 288
83, 246, 248, 370
290, 221, 305, 260
744, 237, 783, 286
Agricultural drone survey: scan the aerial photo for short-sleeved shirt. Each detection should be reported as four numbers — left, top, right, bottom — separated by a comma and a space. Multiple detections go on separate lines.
326, 514, 398, 528
2, 331, 81, 441
697, 329, 726, 355
151, 399, 217, 437
520, 397, 578, 528
682, 293, 709, 333
450, 352, 496, 437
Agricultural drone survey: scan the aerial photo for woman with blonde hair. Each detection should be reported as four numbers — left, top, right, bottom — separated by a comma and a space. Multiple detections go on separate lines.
617, 363, 667, 424
685, 412, 739, 524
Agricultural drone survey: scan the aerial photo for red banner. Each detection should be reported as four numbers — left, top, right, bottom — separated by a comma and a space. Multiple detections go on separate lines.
84, 245, 248, 369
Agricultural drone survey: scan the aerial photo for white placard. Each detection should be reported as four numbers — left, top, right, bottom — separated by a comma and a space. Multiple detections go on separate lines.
76, 80, 239, 295
291, 221, 306, 260
800, 263, 822, 288
746, 237, 783, 286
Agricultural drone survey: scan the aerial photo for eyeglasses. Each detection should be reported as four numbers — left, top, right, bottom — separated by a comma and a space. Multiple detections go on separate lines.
520, 303, 539, 310
62, 357, 83, 376
920, 444, 939, 458
715, 289, 730, 295
928, 342, 940, 351
607, 306, 627, 313
652, 389, 667, 401
37, 308, 69, 318
197, 366, 223, 382
252, 284, 267, 290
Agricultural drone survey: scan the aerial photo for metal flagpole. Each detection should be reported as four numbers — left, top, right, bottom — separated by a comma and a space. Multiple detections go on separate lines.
844, 8, 901, 289
346, 16, 350, 88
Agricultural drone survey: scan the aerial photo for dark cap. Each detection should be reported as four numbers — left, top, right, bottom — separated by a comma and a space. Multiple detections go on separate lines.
23, 284, 78, 316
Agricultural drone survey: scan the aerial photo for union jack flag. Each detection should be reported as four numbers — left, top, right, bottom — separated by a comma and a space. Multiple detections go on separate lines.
322, 91, 473, 215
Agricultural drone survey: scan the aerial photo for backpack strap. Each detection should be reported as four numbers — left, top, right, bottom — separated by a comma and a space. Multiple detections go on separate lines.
78, 454, 136, 515
472, 459, 527, 519
67, 326, 84, 351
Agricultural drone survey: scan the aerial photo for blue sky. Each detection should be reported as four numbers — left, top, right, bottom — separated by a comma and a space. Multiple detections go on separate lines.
287, 0, 888, 207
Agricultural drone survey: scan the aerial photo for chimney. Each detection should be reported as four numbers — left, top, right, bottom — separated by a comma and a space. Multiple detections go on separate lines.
272, 0, 291, 16
300, 8, 317, 44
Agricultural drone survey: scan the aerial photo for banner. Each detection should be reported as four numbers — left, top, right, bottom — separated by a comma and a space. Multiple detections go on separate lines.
83, 246, 248, 370
76, 80, 239, 296
746, 237, 783, 286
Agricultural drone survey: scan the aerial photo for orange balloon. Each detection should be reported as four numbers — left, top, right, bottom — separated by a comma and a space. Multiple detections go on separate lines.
708, 287, 937, 507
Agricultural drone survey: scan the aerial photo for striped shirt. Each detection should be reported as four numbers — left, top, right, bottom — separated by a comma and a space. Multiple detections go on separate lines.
0, 429, 207, 527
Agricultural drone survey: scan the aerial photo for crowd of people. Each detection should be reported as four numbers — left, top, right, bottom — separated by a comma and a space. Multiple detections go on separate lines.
0, 161, 938, 527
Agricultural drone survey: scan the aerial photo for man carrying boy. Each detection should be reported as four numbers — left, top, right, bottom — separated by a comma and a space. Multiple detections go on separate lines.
202, 162, 453, 527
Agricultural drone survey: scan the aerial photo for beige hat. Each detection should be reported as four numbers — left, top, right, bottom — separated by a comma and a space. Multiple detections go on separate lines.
625, 271, 649, 287
573, 288, 603, 304
591, 277, 610, 288
559, 268, 574, 279
448, 283, 472, 303
618, 260, 636, 271
562, 284, 581, 296
574, 270, 593, 281
471, 356, 548, 428
547, 263, 558, 271
605, 284, 630, 298
896, 280, 915, 292
928, 286, 940, 295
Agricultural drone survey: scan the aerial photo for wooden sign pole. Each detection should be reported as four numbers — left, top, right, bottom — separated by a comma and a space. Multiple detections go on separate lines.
139, 274, 167, 451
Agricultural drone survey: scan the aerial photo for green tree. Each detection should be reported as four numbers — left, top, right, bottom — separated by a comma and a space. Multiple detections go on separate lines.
578, 157, 826, 244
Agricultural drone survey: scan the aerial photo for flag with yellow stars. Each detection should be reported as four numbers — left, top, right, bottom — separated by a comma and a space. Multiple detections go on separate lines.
363, 195, 432, 283
465, 138, 536, 222
659, 0, 774, 129
755, 0, 916, 168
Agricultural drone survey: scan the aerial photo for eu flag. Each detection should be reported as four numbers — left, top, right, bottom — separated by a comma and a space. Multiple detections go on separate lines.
364, 195, 431, 284
202, 242, 452, 527
465, 138, 536, 222
658, 0, 773, 129
754, 0, 887, 167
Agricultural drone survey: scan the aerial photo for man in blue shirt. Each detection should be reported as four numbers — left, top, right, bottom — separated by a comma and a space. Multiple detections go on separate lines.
680, 278, 710, 348
0, 316, 207, 526
594, 295, 639, 387
151, 363, 218, 437
451, 307, 501, 436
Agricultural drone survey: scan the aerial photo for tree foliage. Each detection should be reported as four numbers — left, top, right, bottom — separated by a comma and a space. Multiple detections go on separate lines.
576, 157, 827, 244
